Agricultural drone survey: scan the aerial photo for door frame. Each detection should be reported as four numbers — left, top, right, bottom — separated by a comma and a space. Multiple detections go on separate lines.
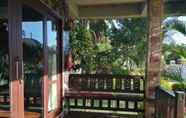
8, 0, 24, 117
8, 0, 63, 117
22, 1, 63, 117
46, 18, 63, 118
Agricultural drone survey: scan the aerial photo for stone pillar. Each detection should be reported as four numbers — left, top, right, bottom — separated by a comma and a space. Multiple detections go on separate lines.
145, 0, 163, 118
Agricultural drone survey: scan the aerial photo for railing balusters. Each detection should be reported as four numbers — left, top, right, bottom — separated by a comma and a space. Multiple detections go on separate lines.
135, 101, 138, 110
67, 74, 145, 113
116, 78, 122, 91
156, 87, 185, 118
124, 78, 131, 92
125, 101, 129, 110
134, 79, 140, 92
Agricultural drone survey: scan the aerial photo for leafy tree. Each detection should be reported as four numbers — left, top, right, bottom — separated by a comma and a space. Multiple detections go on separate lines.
108, 18, 148, 71
70, 18, 148, 75
70, 20, 96, 73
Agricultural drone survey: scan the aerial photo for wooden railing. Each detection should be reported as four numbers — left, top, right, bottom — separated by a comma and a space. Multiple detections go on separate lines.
0, 85, 9, 106
156, 87, 185, 118
69, 74, 144, 93
65, 74, 145, 114
0, 73, 42, 108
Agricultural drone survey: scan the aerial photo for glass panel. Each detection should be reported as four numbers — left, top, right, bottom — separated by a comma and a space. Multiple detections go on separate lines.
0, 0, 10, 114
22, 5, 43, 113
47, 20, 58, 111
63, 31, 70, 55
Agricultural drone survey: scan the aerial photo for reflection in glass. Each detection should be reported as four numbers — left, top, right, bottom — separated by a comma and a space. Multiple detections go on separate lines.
22, 6, 43, 112
63, 31, 70, 55
0, 0, 9, 111
47, 20, 58, 111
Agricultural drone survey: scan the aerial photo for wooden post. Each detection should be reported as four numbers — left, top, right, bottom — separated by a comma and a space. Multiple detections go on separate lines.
175, 91, 185, 118
9, 0, 24, 118
145, 0, 163, 118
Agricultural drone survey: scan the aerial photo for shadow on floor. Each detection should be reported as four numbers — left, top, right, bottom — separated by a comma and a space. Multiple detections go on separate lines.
64, 111, 144, 118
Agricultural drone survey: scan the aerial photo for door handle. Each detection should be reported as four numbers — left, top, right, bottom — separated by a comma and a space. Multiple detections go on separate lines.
15, 58, 23, 83
16, 60, 19, 81
22, 61, 24, 80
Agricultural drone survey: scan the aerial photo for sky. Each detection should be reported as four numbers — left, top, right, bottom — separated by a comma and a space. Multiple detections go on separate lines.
22, 21, 57, 47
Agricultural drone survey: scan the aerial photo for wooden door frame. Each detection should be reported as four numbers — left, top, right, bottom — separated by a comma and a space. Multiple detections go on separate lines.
21, 0, 63, 118
7, 0, 63, 117
46, 18, 63, 118
8, 0, 24, 118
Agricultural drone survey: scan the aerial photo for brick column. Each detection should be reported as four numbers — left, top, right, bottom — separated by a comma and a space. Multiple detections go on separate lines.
145, 0, 164, 118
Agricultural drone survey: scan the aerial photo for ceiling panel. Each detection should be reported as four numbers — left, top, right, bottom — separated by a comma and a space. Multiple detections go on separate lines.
75, 0, 145, 6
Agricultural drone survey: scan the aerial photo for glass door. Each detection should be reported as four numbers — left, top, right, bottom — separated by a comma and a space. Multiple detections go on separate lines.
21, 2, 62, 117
46, 18, 62, 117
22, 5, 44, 117
47, 19, 60, 115
0, 0, 10, 116
0, 1, 62, 117
0, 0, 24, 117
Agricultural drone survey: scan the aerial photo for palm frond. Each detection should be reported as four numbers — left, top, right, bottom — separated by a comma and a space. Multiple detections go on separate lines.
164, 18, 186, 34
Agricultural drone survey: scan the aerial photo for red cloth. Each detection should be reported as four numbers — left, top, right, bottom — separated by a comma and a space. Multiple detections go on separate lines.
65, 49, 73, 71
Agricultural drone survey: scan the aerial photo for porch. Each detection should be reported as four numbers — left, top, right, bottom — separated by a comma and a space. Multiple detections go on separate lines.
0, 0, 186, 118
63, 74, 185, 118
61, 0, 186, 117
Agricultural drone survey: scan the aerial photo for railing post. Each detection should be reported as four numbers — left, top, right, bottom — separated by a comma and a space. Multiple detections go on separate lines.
175, 91, 185, 118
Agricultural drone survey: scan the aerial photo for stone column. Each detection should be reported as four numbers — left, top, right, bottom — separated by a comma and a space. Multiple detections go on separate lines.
145, 0, 164, 118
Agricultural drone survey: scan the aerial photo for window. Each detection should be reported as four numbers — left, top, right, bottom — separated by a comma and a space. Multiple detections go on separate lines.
47, 19, 58, 111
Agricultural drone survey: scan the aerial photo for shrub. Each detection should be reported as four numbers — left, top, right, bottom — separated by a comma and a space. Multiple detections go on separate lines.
172, 82, 186, 91
160, 79, 173, 90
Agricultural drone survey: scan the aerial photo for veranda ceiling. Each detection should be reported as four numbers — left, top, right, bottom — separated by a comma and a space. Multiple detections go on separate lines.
65, 0, 186, 19
66, 0, 146, 18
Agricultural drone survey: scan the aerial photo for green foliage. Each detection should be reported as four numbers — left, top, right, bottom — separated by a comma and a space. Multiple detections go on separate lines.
70, 21, 96, 73
70, 18, 148, 74
162, 17, 186, 64
160, 66, 185, 91
160, 79, 173, 90
163, 18, 186, 34
96, 38, 112, 53
173, 45, 186, 59
162, 44, 186, 64
172, 82, 186, 91
160, 78, 185, 91
162, 68, 183, 82
108, 18, 147, 69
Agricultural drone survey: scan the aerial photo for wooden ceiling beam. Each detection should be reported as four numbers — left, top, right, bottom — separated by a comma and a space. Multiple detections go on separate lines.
76, 0, 145, 6
165, 0, 186, 16
64, 0, 186, 19
78, 3, 143, 19
140, 3, 147, 16
66, 0, 79, 17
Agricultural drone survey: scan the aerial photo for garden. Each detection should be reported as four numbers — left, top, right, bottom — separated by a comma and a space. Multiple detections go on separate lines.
69, 16, 186, 90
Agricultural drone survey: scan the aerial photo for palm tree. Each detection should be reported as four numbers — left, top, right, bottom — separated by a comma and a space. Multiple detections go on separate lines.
173, 45, 186, 59
162, 17, 186, 61
163, 17, 186, 34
